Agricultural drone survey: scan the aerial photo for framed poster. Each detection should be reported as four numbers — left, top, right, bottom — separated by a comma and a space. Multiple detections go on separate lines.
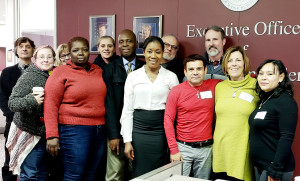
133, 15, 163, 56
89, 15, 115, 54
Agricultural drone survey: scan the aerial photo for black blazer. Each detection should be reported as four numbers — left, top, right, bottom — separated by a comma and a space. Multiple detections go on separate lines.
103, 57, 145, 140
0, 64, 22, 122
93, 53, 120, 70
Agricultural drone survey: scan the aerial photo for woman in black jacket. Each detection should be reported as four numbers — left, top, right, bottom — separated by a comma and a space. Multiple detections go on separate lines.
93, 36, 120, 70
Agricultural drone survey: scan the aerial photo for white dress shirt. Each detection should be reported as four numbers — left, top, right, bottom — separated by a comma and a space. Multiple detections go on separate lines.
120, 66, 179, 143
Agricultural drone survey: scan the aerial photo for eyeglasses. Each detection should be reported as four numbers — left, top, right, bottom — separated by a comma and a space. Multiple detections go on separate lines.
60, 53, 71, 60
164, 42, 178, 50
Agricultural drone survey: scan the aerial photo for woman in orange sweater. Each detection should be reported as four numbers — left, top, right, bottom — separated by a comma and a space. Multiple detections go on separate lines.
44, 36, 107, 180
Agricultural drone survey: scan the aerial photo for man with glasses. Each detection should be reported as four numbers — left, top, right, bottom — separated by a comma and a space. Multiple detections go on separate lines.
0, 37, 35, 181
161, 34, 184, 82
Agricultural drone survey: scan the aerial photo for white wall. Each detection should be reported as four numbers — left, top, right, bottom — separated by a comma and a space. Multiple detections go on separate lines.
0, 0, 55, 67
0, 0, 15, 66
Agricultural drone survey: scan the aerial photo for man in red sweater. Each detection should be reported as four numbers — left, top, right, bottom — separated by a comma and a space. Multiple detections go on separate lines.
164, 54, 221, 179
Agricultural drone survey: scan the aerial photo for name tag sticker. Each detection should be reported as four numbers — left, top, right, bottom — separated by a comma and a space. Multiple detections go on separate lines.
200, 91, 212, 99
239, 91, 254, 103
255, 111, 267, 119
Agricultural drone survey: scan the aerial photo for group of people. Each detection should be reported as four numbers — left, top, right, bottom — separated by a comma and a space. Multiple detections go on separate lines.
0, 25, 297, 181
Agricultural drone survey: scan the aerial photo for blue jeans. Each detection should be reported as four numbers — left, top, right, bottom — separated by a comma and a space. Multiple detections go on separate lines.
59, 124, 105, 181
19, 137, 48, 181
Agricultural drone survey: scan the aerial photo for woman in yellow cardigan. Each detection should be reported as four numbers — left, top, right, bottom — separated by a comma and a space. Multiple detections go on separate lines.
213, 46, 259, 180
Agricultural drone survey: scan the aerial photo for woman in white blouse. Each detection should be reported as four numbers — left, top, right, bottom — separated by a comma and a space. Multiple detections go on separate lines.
121, 36, 179, 177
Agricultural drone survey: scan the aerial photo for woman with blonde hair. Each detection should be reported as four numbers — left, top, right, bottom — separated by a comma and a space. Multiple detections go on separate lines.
94, 36, 119, 70
213, 46, 259, 181
54, 43, 70, 66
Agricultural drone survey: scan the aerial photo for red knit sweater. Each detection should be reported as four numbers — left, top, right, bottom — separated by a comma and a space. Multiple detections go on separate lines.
44, 60, 106, 139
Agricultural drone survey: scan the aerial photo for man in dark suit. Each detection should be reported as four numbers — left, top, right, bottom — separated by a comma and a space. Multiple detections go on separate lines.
0, 37, 35, 181
103, 29, 144, 181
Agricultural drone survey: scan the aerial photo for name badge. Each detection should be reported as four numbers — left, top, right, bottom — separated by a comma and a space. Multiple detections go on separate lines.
200, 91, 212, 99
254, 111, 267, 119
239, 91, 254, 103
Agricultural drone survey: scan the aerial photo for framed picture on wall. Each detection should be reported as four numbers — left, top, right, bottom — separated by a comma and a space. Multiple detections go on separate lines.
89, 15, 115, 54
133, 15, 163, 56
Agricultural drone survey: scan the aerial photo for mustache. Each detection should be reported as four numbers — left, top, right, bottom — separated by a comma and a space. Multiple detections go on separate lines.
209, 46, 217, 50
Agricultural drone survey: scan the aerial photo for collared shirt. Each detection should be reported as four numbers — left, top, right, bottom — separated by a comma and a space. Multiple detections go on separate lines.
209, 58, 221, 66
122, 57, 136, 72
18, 62, 32, 74
120, 66, 179, 142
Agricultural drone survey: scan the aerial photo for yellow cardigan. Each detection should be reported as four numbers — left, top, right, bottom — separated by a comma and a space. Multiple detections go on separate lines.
213, 74, 259, 181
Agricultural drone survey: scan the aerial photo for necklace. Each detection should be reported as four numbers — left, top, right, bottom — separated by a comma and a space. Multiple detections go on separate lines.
231, 86, 242, 98
192, 87, 200, 98
259, 92, 275, 109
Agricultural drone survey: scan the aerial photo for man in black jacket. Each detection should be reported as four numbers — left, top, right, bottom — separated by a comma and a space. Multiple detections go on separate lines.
103, 29, 144, 181
0, 37, 35, 181
161, 34, 184, 83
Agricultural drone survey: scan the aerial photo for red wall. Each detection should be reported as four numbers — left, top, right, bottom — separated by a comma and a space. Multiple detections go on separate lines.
57, 0, 300, 175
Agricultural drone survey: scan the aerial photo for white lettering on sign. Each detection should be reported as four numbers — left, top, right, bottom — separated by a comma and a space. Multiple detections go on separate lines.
186, 21, 300, 37
249, 71, 300, 82
186, 25, 206, 37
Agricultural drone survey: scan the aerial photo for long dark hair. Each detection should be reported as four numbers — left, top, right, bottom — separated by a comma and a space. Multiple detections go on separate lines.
256, 59, 293, 99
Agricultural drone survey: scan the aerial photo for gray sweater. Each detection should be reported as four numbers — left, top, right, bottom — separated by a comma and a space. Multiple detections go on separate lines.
9, 65, 49, 136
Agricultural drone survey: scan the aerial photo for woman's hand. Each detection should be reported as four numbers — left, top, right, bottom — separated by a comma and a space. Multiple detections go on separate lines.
124, 142, 134, 160
46, 138, 59, 156
33, 92, 44, 105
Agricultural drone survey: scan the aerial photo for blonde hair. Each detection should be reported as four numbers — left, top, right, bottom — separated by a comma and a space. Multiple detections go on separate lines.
97, 36, 115, 47
222, 46, 250, 77
142, 24, 152, 39
33, 45, 56, 60
54, 43, 69, 66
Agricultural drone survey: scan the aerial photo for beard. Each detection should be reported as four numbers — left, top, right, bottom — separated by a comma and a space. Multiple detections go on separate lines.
163, 52, 175, 61
207, 47, 219, 57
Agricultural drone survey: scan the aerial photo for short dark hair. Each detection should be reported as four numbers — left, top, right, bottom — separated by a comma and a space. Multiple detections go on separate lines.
14, 37, 35, 58
256, 59, 293, 98
68, 36, 89, 52
204, 25, 226, 40
183, 54, 207, 69
142, 36, 164, 51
